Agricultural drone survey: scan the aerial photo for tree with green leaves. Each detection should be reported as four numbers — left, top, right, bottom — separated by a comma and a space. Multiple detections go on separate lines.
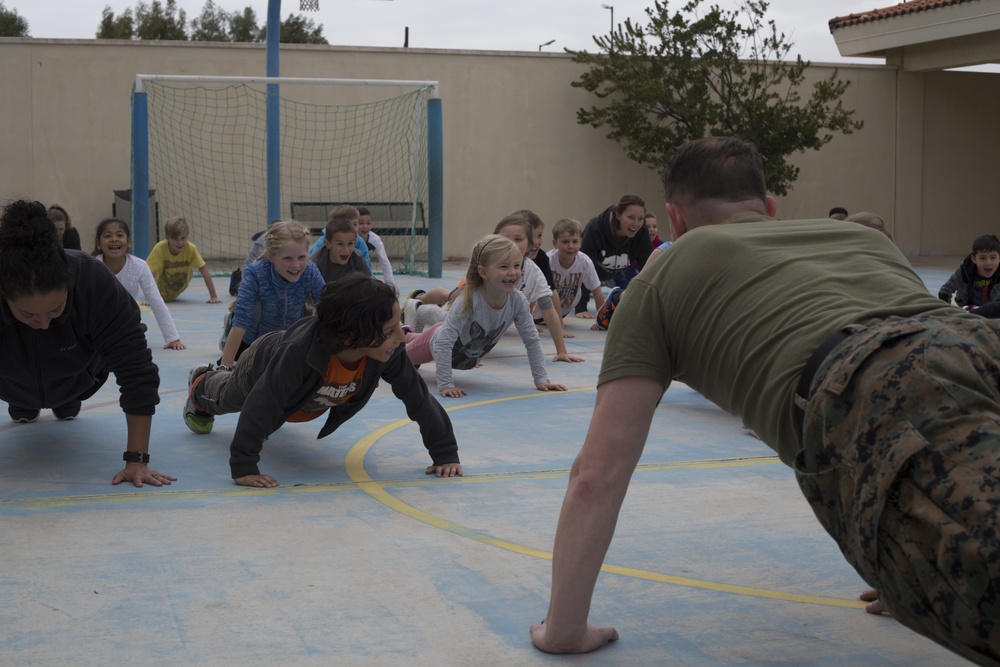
0, 1, 29, 37
134, 0, 188, 40
95, 2, 323, 44
228, 6, 262, 42
261, 13, 328, 45
571, 0, 862, 196
96, 6, 134, 39
191, 0, 229, 41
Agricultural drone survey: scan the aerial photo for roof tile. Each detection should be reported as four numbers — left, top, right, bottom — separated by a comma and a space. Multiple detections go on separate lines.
830, 0, 977, 31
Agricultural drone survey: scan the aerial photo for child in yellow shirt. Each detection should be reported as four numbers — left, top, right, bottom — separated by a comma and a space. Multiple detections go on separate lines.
146, 216, 222, 303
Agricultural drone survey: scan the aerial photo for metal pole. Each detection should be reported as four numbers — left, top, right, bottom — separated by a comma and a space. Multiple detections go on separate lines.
266, 0, 282, 225
131, 88, 150, 258
427, 97, 443, 278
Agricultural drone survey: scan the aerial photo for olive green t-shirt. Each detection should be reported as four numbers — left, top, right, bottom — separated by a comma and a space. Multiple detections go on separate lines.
600, 216, 958, 463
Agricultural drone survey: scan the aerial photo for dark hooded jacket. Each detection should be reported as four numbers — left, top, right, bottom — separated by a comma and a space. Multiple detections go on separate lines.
0, 250, 159, 414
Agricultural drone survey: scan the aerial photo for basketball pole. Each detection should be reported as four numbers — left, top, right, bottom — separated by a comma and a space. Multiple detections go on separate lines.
265, 0, 282, 226
130, 84, 150, 258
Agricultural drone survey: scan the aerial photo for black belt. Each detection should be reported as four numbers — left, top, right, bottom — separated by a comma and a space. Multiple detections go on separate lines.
796, 329, 854, 399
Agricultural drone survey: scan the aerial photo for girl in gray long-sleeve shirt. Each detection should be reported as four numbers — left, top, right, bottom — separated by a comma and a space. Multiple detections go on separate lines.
403, 235, 567, 397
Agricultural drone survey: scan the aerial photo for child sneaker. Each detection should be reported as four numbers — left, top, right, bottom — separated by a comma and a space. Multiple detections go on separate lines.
595, 287, 623, 331
184, 364, 215, 434
219, 307, 235, 353
228, 267, 242, 296
403, 298, 421, 329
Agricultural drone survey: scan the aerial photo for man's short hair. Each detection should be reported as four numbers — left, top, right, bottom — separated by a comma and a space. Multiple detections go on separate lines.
552, 218, 582, 239
661, 137, 766, 205
845, 212, 892, 241
972, 234, 1000, 255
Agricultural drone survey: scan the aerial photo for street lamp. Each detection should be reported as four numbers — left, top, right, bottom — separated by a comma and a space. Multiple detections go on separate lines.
539, 39, 556, 52
601, 4, 614, 33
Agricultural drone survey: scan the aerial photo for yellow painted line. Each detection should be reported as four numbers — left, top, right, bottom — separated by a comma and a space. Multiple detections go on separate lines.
597, 564, 865, 609
345, 392, 864, 610
0, 481, 359, 509
0, 456, 777, 510
1, 389, 859, 609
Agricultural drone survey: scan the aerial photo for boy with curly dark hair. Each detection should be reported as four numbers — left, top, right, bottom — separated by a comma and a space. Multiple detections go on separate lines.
184, 273, 461, 487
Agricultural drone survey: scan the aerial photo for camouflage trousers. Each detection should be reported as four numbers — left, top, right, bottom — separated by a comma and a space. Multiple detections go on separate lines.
794, 315, 1000, 666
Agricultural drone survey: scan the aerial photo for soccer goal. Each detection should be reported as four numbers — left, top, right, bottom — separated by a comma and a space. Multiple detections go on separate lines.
130, 75, 443, 276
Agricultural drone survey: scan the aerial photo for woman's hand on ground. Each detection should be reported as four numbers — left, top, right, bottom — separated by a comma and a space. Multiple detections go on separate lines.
112, 464, 177, 488
234, 474, 280, 488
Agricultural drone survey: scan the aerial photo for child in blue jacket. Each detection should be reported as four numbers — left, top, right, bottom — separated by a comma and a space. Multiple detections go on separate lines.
220, 221, 325, 367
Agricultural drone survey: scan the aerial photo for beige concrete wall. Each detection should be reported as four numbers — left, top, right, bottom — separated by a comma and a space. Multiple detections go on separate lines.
921, 70, 1000, 256
892, 66, 926, 257
777, 64, 898, 230
0, 37, 989, 260
1, 38, 653, 259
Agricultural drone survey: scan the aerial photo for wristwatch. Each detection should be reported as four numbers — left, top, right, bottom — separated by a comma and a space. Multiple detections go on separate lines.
122, 451, 151, 464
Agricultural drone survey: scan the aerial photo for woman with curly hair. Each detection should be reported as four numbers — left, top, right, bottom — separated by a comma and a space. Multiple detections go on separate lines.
0, 199, 174, 488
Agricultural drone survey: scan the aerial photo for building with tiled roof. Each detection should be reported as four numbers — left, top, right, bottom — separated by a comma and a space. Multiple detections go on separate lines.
819, 0, 1000, 258
830, 0, 978, 31
829, 0, 1000, 70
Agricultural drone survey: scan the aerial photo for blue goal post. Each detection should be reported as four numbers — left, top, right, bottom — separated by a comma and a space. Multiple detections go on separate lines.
130, 74, 443, 277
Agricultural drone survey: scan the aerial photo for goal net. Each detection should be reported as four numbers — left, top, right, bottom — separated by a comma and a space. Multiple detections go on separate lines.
139, 77, 435, 274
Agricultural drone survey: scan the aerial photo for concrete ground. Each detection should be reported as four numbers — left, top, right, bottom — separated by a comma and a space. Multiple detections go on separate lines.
0, 262, 971, 666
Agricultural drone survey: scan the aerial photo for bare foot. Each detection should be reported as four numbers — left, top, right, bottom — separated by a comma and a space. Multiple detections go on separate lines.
860, 588, 887, 615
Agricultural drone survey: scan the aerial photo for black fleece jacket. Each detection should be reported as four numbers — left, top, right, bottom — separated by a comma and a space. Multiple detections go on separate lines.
580, 205, 652, 282
0, 250, 159, 414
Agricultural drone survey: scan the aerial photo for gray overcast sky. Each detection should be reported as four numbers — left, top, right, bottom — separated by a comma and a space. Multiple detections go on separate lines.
15, 1, 886, 65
